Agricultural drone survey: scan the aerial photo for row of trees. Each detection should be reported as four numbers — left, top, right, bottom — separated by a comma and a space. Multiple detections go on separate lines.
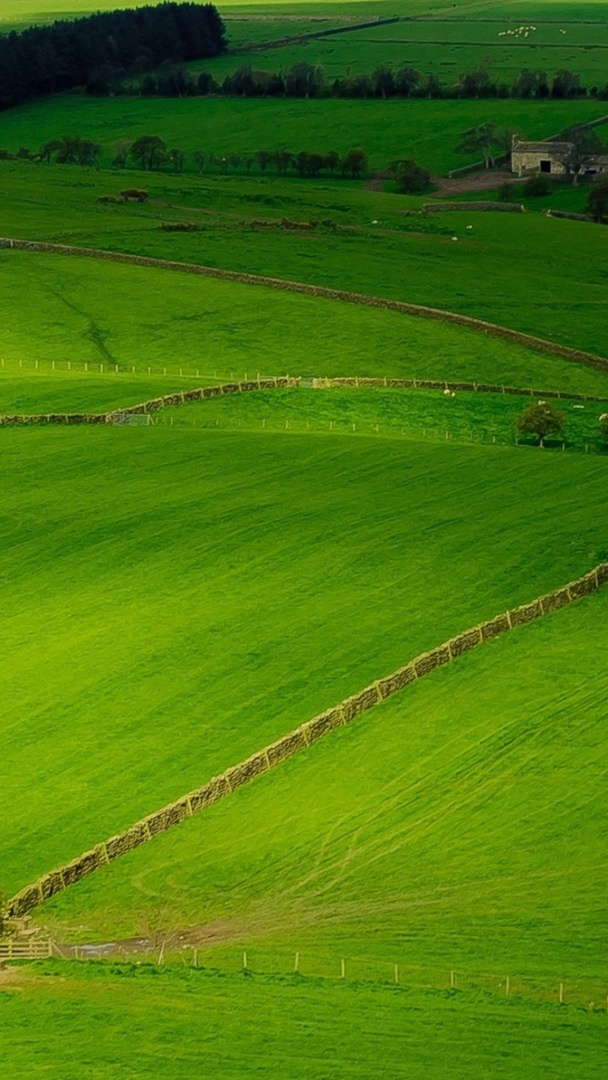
0, 2, 226, 111
1, 135, 370, 179
127, 61, 608, 102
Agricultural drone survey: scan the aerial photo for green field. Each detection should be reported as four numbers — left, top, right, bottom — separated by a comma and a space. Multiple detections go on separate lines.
4, 962, 607, 1080
3, 424, 607, 900
1, 1, 608, 1076
0, 93, 604, 175
2, 166, 608, 361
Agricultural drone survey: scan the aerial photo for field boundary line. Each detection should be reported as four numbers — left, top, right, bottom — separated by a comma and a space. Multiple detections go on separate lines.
4, 560, 608, 925
1, 373, 607, 429
2, 237, 608, 375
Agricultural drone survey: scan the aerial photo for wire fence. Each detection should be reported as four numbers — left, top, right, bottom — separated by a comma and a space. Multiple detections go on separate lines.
44, 942, 608, 1012
141, 411, 605, 457
0, 355, 269, 383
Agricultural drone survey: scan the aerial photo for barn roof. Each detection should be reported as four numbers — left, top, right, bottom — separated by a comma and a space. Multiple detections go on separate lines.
512, 141, 572, 154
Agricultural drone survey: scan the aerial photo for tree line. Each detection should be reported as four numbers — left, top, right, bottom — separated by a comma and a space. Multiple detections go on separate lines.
0, 2, 226, 111
128, 61, 608, 102
0, 135, 370, 179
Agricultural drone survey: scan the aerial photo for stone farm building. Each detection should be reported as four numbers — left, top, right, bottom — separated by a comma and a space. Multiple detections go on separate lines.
511, 138, 608, 178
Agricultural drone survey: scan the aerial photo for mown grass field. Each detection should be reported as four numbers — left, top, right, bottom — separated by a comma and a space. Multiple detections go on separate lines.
1, 2, 607, 1077
4, 962, 606, 1080
36, 585, 608, 991
1, 425, 607, 900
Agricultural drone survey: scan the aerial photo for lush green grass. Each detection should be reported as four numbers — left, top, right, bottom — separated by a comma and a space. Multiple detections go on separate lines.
200, 16, 608, 82
3, 162, 608, 362
1, 425, 607, 899
3, 962, 606, 1080
36, 586, 608, 997
157, 385, 608, 453
5, 249, 608, 394
0, 93, 604, 174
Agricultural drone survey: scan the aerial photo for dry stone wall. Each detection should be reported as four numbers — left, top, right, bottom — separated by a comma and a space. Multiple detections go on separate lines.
311, 376, 608, 403
5, 559, 608, 924
2, 237, 608, 374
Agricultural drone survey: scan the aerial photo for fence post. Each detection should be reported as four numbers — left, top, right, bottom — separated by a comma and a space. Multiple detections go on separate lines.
193, 949, 198, 968
243, 951, 248, 971
559, 982, 564, 1004
505, 976, 510, 996
394, 964, 399, 985
341, 959, 346, 979
450, 970, 456, 989
294, 952, 300, 973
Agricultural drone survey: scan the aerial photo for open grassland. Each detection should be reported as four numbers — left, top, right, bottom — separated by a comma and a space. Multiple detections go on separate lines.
5, 250, 608, 394
2, 164, 608, 360
37, 586, 608, 991
157, 385, 608, 452
3, 964, 606, 1080
201, 16, 608, 82
4, 962, 608, 1080
1, 427, 607, 898
0, 94, 604, 174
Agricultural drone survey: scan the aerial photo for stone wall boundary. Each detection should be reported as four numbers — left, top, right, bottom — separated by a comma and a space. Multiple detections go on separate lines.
0, 375, 606, 432
4, 559, 608, 925
2, 237, 608, 375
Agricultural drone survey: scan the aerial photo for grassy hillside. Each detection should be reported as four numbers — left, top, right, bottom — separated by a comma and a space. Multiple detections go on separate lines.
1, 424, 607, 898
202, 16, 608, 83
4, 962, 607, 1080
0, 95, 604, 175
7, 960, 608, 1080
36, 586, 608, 994
2, 163, 608, 360
4, 250, 608, 394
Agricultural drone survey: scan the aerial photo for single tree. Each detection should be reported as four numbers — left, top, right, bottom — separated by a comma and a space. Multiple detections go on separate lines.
556, 127, 607, 185
340, 148, 368, 178
371, 65, 395, 99
456, 123, 505, 169
254, 150, 273, 173
130, 135, 167, 171
587, 179, 608, 222
516, 402, 565, 446
389, 157, 431, 193
523, 173, 551, 196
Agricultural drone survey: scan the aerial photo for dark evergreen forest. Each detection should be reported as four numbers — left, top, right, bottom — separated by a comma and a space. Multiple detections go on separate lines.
0, 2, 226, 110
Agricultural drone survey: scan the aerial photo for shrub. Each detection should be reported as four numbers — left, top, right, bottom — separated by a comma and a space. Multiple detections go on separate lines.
390, 158, 431, 193
516, 401, 565, 446
522, 173, 551, 197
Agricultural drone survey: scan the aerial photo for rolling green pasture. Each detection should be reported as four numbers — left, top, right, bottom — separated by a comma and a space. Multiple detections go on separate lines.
2, 168, 608, 363
0, 93, 604, 174
158, 385, 608, 452
36, 585, 608, 989
1, 427, 607, 899
4, 250, 608, 394
3, 963, 606, 1080
200, 16, 608, 82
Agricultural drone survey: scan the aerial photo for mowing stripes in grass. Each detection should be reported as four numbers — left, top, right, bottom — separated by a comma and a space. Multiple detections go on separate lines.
6, 558, 607, 924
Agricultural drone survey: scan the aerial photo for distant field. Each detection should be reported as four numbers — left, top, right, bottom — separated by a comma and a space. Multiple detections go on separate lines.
201, 16, 608, 82
8, 249, 606, 392
0, 94, 604, 175
2, 168, 608, 362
